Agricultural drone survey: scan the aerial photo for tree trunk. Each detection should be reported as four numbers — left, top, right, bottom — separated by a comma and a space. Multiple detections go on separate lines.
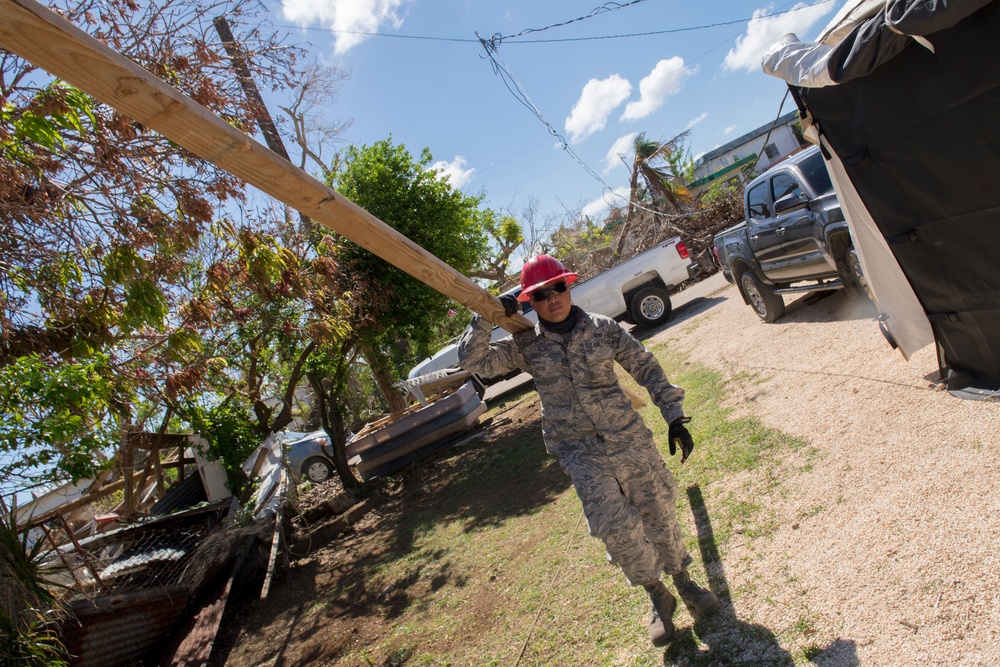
360, 341, 407, 414
307, 373, 361, 490
268, 340, 316, 433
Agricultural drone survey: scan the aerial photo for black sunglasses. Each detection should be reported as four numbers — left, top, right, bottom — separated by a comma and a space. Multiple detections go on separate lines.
530, 281, 568, 302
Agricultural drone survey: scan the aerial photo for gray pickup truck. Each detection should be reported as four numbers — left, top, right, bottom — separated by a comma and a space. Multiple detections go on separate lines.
714, 145, 864, 322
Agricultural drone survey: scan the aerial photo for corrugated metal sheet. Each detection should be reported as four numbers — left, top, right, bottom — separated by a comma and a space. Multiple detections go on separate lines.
150, 471, 207, 515
62, 585, 189, 667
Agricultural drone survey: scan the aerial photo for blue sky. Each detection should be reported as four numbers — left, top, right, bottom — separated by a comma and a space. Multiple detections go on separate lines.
272, 0, 842, 228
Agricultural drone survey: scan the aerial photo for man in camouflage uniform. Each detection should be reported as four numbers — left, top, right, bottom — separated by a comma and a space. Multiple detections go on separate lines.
457, 255, 718, 647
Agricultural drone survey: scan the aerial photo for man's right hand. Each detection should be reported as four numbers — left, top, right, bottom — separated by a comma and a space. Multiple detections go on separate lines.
499, 294, 519, 317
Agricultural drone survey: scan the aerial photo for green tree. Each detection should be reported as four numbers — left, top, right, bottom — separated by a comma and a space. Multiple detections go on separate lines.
469, 210, 523, 290
332, 138, 489, 411
170, 218, 358, 489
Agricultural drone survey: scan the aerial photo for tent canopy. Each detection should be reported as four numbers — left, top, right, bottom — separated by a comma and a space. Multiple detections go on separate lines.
762, 0, 1000, 399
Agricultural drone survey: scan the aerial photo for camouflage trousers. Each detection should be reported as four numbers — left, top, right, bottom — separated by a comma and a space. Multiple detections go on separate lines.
559, 433, 690, 587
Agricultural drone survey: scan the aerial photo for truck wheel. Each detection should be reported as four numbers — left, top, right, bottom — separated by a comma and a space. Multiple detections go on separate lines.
846, 248, 871, 301
629, 286, 672, 327
740, 272, 785, 323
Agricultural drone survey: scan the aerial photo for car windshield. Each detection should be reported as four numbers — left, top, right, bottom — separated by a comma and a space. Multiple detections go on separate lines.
800, 150, 833, 195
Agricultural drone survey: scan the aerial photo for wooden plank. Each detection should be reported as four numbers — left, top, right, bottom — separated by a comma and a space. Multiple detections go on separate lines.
160, 557, 242, 667
121, 441, 135, 518
21, 478, 125, 529
259, 465, 288, 602
0, 0, 520, 333
0, 0, 646, 409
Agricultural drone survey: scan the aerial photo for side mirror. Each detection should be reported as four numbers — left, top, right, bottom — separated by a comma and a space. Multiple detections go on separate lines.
773, 191, 809, 214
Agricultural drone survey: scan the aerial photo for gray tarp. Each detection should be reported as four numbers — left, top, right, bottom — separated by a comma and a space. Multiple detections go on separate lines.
762, 0, 1000, 397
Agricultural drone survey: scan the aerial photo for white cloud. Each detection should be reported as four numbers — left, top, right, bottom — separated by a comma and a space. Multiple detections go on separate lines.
283, 0, 407, 55
431, 156, 475, 189
603, 133, 638, 173
723, 2, 835, 73
621, 58, 693, 121
565, 74, 632, 143
724, 124, 738, 135
582, 186, 631, 219
686, 112, 709, 130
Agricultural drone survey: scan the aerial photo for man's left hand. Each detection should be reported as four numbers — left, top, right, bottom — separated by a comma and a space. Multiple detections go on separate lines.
668, 417, 694, 463
499, 294, 519, 317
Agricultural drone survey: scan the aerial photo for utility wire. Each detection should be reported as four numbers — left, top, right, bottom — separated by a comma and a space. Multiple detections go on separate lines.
283, 0, 836, 47
477, 31, 610, 189
745, 88, 791, 181
506, 0, 649, 39
499, 0, 837, 45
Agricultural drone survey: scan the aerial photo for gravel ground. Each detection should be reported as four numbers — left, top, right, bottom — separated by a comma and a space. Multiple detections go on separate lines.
650, 278, 1000, 666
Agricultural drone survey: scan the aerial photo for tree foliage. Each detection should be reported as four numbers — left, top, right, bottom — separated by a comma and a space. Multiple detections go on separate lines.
332, 138, 490, 362
0, 0, 305, 486
617, 131, 693, 255
0, 499, 68, 667
469, 210, 523, 289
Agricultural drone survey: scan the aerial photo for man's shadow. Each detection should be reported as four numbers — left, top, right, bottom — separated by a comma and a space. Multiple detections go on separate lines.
663, 485, 860, 667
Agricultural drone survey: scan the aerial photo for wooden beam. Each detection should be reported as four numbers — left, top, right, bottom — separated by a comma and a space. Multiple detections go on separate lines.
0, 0, 646, 409
259, 461, 289, 602
20, 478, 125, 529
121, 440, 135, 518
213, 16, 289, 162
0, 0, 522, 333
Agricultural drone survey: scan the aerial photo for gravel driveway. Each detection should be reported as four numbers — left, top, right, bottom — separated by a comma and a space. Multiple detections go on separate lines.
651, 276, 1000, 667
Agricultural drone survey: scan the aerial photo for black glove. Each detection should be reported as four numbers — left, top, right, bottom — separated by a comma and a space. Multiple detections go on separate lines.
668, 417, 694, 463
499, 294, 519, 317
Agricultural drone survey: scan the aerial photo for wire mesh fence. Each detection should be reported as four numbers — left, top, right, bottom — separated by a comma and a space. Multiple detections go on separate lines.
41, 514, 219, 602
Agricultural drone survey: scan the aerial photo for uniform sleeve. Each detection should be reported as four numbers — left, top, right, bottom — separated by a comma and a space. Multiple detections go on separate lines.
456, 315, 525, 379
611, 323, 685, 424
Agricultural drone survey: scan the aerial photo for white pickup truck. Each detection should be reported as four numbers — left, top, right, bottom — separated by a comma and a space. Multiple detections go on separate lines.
408, 237, 700, 382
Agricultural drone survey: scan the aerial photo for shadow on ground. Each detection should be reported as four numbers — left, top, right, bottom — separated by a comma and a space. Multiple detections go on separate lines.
661, 485, 859, 667
210, 383, 569, 666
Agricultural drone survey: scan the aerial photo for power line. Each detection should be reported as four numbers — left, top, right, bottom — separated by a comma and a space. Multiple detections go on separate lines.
499, 0, 837, 45
476, 32, 610, 189
506, 0, 650, 40
282, 0, 837, 47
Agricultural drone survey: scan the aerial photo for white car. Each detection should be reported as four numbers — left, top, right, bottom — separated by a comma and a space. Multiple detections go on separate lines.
408, 287, 534, 383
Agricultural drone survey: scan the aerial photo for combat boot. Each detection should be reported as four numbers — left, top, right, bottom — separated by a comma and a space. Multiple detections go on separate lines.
643, 581, 677, 647
672, 569, 719, 618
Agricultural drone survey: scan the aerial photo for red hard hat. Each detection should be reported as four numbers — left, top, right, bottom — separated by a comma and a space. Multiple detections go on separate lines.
517, 255, 579, 302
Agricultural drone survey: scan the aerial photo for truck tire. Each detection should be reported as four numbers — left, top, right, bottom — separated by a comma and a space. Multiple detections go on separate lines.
740, 272, 785, 323
629, 286, 672, 327
846, 248, 871, 301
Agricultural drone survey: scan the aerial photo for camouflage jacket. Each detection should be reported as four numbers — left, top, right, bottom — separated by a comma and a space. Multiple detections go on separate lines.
456, 309, 685, 455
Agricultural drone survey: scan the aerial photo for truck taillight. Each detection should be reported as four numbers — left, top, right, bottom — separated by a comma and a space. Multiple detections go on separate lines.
675, 241, 690, 259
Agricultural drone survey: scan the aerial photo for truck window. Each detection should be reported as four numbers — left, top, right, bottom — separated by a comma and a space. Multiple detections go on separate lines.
747, 182, 771, 220
799, 150, 833, 194
770, 172, 803, 203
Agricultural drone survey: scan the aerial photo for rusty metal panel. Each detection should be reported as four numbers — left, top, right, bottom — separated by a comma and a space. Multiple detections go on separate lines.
62, 585, 188, 667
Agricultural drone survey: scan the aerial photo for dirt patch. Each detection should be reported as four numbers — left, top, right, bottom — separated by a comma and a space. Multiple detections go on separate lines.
210, 394, 549, 667
650, 282, 1000, 667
